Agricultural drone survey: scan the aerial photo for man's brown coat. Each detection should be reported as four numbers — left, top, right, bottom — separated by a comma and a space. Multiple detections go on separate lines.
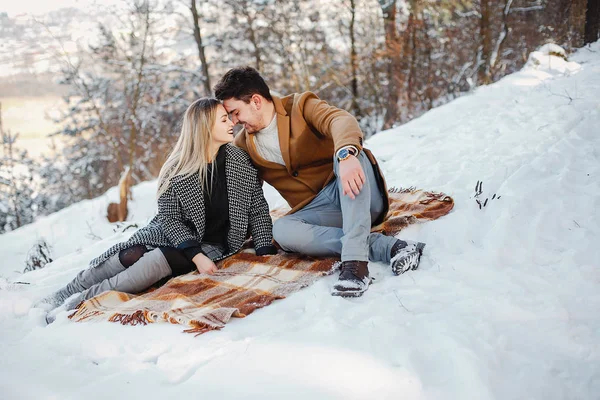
234, 91, 389, 223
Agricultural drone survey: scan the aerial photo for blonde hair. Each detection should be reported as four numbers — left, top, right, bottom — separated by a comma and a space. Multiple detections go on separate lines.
157, 98, 221, 199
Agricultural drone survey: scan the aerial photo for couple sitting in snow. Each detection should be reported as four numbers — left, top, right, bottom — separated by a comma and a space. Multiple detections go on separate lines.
41, 67, 425, 322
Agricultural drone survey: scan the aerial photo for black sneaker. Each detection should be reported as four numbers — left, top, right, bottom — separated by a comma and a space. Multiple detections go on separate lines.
390, 240, 426, 275
331, 261, 371, 298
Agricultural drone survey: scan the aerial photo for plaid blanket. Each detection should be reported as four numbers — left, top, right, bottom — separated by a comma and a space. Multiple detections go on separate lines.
70, 188, 454, 334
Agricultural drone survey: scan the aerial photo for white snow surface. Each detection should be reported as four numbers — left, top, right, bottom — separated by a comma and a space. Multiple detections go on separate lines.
1, 42, 599, 399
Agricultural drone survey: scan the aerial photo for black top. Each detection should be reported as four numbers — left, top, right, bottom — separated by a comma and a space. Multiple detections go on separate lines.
181, 145, 229, 262
203, 145, 230, 246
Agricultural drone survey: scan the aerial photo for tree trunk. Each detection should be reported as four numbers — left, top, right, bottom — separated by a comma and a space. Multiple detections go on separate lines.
489, 0, 513, 76
117, 166, 132, 221
191, 0, 212, 94
478, 0, 494, 85
128, 4, 151, 171
226, 0, 262, 71
584, 0, 600, 44
107, 167, 132, 223
422, 15, 434, 110
244, 7, 262, 71
406, 6, 418, 116
349, 0, 360, 117
379, 0, 401, 129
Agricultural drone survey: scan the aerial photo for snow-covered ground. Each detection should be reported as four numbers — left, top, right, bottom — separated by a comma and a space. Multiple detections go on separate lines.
1, 42, 599, 399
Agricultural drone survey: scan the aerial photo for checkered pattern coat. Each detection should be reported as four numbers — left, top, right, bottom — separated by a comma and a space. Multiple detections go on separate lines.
89, 144, 273, 268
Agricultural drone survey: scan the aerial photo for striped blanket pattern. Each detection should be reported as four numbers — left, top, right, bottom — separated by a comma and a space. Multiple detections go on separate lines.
70, 188, 454, 334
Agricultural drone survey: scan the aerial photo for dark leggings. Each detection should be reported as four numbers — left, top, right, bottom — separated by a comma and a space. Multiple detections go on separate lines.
117, 245, 195, 276
158, 247, 196, 276
118, 245, 149, 267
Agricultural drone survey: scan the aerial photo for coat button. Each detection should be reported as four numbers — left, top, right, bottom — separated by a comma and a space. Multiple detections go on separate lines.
292, 171, 299, 177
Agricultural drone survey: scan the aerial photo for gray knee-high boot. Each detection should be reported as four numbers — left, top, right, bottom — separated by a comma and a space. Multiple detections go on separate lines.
38, 254, 127, 310
64, 248, 172, 309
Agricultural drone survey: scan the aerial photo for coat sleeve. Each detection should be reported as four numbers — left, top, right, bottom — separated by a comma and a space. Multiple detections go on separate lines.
157, 182, 202, 248
299, 92, 364, 153
248, 173, 274, 249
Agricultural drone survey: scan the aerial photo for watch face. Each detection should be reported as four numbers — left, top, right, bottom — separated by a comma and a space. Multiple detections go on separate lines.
338, 149, 349, 159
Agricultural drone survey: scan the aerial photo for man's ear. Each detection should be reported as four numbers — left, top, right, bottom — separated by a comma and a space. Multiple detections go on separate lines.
251, 94, 262, 110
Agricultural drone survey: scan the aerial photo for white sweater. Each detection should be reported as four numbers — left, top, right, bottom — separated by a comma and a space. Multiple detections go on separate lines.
253, 114, 285, 165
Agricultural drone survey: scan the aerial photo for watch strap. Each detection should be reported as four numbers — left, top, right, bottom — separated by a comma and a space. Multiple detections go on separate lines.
336, 145, 358, 161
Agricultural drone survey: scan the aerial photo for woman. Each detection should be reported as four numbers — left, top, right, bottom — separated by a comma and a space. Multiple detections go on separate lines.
40, 98, 276, 322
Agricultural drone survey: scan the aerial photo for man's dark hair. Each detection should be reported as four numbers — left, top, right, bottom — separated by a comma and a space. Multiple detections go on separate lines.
214, 66, 273, 103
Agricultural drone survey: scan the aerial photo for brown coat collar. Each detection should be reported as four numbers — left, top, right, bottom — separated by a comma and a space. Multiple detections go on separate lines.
273, 95, 292, 172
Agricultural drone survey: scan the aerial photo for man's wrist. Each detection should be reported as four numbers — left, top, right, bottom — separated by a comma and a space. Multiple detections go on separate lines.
336, 145, 358, 161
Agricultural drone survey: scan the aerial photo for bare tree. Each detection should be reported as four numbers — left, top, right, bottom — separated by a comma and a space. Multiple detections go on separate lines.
477, 0, 494, 85
349, 0, 361, 117
222, 0, 265, 71
127, 1, 152, 170
190, 0, 212, 94
584, 0, 600, 44
489, 0, 513, 76
49, 0, 204, 200
378, 0, 402, 129
0, 103, 39, 232
0, 103, 21, 229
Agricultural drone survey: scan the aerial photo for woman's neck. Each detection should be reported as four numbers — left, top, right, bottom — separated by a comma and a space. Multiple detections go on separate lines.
209, 143, 223, 162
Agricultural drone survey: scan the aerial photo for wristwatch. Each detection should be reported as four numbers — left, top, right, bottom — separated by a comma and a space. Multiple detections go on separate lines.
336, 146, 357, 161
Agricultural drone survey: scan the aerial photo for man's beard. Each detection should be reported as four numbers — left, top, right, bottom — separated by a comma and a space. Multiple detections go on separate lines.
243, 123, 261, 134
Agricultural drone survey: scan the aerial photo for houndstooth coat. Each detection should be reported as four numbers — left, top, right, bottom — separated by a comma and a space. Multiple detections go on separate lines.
89, 144, 273, 268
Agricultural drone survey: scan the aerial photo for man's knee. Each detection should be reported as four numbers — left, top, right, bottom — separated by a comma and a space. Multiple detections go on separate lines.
274, 216, 311, 251
273, 217, 294, 246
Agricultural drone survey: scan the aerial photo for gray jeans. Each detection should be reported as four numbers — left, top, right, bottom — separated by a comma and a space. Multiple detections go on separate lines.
67, 248, 172, 304
273, 151, 397, 263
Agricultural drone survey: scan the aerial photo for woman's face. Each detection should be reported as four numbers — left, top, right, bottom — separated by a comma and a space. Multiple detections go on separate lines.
211, 104, 235, 146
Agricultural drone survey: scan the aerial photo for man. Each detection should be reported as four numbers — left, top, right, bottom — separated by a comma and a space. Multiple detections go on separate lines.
214, 67, 425, 297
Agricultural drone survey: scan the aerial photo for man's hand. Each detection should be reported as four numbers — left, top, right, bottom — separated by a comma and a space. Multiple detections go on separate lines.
339, 155, 365, 200
192, 252, 218, 275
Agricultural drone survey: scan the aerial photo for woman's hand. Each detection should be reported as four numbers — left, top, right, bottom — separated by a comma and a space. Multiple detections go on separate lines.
192, 252, 218, 275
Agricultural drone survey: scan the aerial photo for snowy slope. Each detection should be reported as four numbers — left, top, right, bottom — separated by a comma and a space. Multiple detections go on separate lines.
0, 42, 599, 400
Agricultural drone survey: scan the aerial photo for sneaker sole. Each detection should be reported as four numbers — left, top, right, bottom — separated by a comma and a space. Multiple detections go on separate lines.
331, 288, 368, 298
392, 253, 420, 275
392, 243, 426, 276
331, 279, 371, 298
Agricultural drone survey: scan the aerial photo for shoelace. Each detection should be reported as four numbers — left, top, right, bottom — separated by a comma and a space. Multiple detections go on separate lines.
340, 262, 359, 275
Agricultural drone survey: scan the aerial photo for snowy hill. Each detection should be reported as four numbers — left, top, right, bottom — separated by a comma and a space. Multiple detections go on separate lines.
1, 42, 599, 399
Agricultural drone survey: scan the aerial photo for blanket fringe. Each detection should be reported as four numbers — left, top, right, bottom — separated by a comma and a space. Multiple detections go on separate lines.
69, 308, 103, 322
184, 321, 222, 337
68, 301, 100, 321
388, 186, 416, 194
419, 193, 453, 204
109, 310, 149, 326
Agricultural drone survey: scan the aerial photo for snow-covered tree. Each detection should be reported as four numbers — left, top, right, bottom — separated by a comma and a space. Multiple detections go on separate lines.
0, 105, 45, 233
49, 0, 207, 200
